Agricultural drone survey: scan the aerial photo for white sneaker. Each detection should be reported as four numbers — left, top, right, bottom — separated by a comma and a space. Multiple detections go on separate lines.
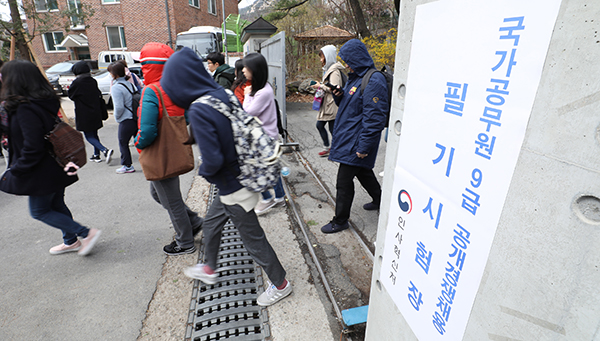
257, 281, 292, 306
184, 264, 219, 284
255, 198, 276, 215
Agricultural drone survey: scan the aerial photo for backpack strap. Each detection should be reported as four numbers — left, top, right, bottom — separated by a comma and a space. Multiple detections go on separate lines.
119, 82, 136, 113
326, 69, 346, 88
360, 68, 378, 95
194, 89, 252, 124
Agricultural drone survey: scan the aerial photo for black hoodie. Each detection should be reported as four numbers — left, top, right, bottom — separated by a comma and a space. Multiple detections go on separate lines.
161, 48, 243, 195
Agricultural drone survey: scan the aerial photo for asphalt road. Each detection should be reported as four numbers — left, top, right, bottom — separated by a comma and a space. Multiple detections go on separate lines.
0, 99, 197, 340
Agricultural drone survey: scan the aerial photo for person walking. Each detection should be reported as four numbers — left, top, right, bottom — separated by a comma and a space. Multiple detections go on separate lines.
161, 47, 292, 307
311, 45, 345, 158
242, 53, 285, 215
206, 52, 235, 89
116, 59, 143, 92
68, 61, 114, 164
321, 39, 389, 234
0, 60, 101, 255
108, 61, 138, 174
134, 42, 203, 256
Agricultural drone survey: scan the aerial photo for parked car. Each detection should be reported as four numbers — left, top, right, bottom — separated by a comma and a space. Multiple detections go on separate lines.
58, 60, 100, 94
94, 64, 144, 107
45, 60, 99, 95
45, 61, 78, 95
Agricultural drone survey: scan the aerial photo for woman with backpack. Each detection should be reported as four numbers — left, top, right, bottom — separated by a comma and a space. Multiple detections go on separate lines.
0, 60, 101, 256
68, 61, 114, 164
310, 45, 346, 158
108, 61, 138, 174
242, 53, 285, 215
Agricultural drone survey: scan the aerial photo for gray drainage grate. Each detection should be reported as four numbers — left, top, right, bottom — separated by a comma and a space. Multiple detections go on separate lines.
186, 186, 269, 341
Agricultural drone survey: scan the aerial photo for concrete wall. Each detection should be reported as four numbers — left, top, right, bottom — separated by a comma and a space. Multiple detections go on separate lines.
366, 0, 600, 339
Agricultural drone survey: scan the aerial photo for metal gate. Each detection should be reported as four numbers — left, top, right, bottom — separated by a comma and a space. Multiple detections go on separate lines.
260, 32, 296, 146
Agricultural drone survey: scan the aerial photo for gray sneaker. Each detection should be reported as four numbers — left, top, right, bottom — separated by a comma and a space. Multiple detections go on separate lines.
257, 281, 292, 306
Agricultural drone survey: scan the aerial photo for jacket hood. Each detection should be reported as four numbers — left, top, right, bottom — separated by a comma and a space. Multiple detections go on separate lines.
161, 47, 228, 109
71, 61, 90, 75
321, 45, 337, 72
338, 39, 375, 76
140, 42, 174, 85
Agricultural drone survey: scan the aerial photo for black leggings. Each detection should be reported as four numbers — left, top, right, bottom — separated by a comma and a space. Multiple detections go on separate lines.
316, 120, 335, 147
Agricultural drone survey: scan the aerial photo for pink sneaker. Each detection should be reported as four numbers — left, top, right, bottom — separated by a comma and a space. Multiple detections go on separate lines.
78, 228, 101, 256
49, 240, 81, 255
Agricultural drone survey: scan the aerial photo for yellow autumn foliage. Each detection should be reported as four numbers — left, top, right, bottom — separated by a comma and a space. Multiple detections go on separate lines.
362, 28, 397, 69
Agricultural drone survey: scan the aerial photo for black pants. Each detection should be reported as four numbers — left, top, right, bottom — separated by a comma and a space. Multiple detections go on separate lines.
334, 163, 381, 225
316, 120, 335, 147
117, 118, 138, 166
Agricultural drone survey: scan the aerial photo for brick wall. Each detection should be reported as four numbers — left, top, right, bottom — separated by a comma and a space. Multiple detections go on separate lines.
27, 0, 238, 69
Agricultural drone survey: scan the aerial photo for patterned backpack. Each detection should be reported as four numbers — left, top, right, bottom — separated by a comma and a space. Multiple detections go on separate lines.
193, 89, 282, 192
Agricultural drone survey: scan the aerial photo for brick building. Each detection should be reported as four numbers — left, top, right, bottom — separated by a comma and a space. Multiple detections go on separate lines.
28, 0, 239, 68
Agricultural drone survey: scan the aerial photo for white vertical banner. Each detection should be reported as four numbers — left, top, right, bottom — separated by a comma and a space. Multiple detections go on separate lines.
380, 0, 562, 340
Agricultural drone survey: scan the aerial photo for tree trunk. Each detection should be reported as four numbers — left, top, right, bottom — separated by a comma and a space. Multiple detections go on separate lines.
347, 0, 371, 38
8, 0, 31, 61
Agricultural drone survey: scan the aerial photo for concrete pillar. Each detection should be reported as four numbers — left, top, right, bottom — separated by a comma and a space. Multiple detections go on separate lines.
367, 0, 600, 340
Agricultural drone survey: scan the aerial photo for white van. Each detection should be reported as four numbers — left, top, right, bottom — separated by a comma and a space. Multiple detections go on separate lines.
98, 51, 141, 69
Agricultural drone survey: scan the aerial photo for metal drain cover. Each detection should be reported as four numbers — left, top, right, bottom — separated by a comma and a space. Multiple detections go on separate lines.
186, 187, 268, 341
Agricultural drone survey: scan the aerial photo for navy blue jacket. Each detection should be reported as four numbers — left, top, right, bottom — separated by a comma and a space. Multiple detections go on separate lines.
329, 39, 388, 169
0, 98, 78, 196
161, 48, 243, 195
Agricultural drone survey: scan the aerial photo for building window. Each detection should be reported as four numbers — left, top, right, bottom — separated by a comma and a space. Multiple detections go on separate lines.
35, 0, 58, 12
102, 0, 120, 4
106, 26, 126, 49
189, 0, 199, 8
42, 32, 66, 52
208, 0, 216, 15
68, 0, 84, 29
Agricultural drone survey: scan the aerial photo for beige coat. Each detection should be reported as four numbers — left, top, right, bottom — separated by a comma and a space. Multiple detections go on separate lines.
317, 62, 345, 121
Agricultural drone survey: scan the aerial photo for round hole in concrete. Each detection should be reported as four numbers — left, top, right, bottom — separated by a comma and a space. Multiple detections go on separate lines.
394, 120, 402, 135
573, 195, 600, 225
376, 280, 382, 292
378, 255, 383, 267
398, 84, 406, 99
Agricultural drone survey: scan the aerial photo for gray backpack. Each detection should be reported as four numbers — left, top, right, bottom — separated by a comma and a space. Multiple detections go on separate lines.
193, 89, 282, 192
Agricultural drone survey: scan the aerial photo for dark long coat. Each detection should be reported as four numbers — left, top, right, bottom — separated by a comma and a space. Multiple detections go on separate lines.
68, 74, 106, 132
0, 98, 78, 196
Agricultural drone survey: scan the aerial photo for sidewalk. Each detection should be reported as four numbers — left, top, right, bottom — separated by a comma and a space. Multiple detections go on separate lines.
0, 98, 379, 340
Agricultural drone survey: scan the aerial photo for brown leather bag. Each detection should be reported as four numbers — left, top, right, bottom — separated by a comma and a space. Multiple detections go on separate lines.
45, 117, 87, 168
138, 85, 194, 181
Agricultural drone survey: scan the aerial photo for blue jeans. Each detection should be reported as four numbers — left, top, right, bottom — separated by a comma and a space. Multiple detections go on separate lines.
84, 130, 107, 156
29, 188, 89, 245
261, 176, 285, 201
